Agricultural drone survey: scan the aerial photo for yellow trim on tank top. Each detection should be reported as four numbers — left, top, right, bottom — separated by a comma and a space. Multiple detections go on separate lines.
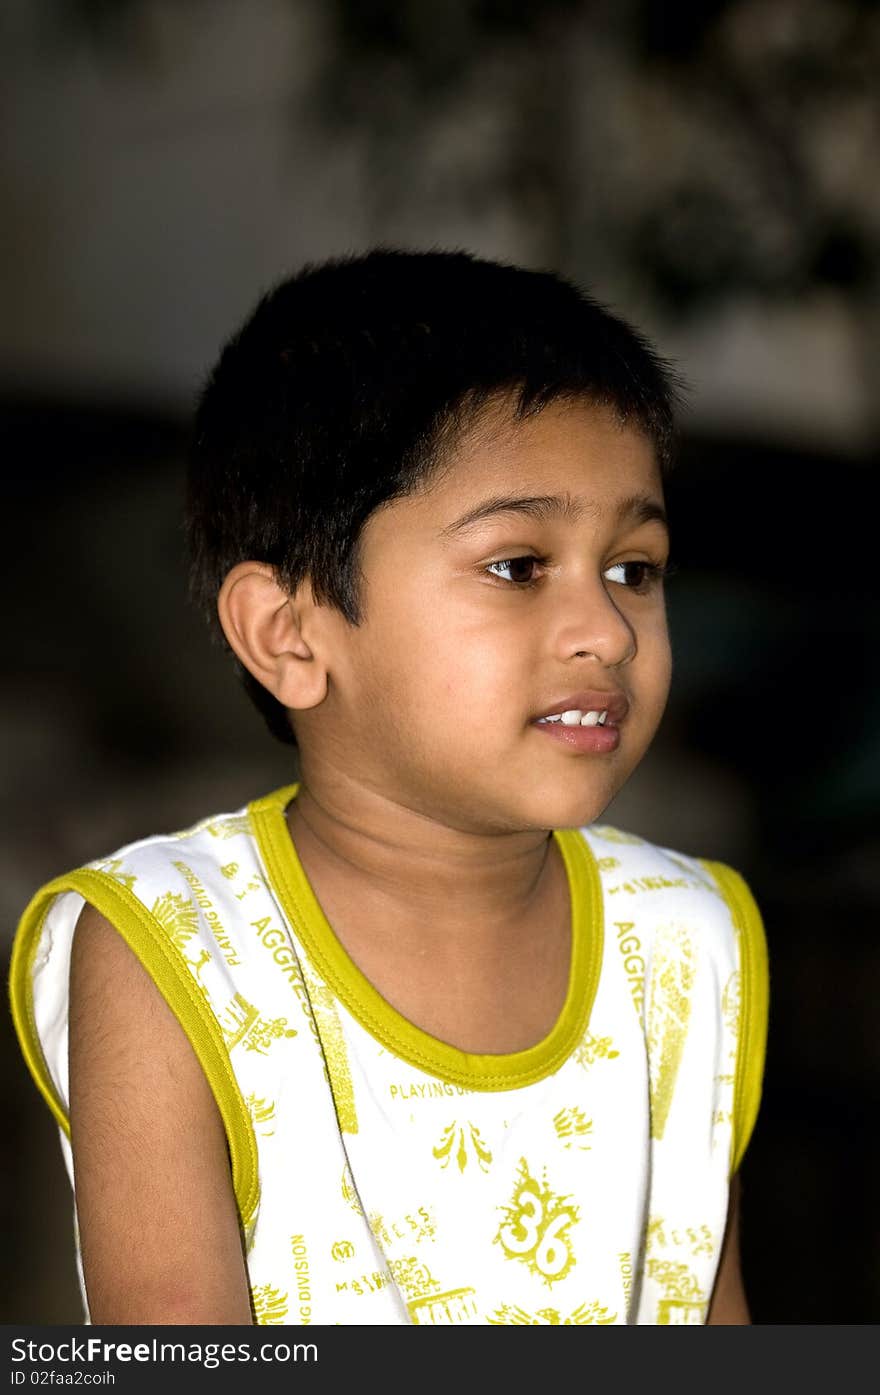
8, 869, 260, 1233
249, 782, 604, 1092
698, 857, 770, 1179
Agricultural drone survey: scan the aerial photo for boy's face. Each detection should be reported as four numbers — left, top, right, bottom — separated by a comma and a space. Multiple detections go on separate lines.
300, 396, 673, 834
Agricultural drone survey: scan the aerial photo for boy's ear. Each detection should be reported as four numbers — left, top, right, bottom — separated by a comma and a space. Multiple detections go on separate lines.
216, 562, 329, 711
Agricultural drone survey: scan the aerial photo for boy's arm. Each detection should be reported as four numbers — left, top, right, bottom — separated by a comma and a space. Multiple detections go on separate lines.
705, 1173, 751, 1324
69, 902, 254, 1324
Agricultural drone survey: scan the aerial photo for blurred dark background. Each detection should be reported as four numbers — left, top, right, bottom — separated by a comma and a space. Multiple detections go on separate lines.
3, 0, 878, 1324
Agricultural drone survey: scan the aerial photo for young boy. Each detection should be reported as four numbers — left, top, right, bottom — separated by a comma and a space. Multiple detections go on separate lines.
10, 247, 768, 1326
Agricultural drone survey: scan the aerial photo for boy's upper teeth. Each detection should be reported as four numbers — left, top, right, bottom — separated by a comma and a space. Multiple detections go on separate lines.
540, 708, 608, 726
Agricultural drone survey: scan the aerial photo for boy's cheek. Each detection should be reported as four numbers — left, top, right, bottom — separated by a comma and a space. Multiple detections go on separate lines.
644, 617, 673, 679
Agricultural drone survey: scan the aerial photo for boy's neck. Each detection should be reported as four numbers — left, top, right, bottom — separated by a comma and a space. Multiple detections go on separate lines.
284, 779, 560, 947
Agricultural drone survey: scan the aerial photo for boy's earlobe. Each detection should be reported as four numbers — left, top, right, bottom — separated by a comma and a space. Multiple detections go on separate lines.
216, 562, 329, 711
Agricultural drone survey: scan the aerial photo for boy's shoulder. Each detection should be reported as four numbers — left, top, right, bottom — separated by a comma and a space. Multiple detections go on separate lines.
582, 818, 733, 893
578, 819, 764, 958
59, 789, 760, 956
76, 794, 275, 884
72, 792, 746, 904
29, 799, 279, 953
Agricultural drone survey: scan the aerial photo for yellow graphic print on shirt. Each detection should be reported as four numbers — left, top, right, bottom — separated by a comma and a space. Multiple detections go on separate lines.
150, 891, 199, 950
389, 1257, 478, 1325
646, 1260, 707, 1324
217, 857, 265, 902
289, 1235, 314, 1322
369, 1206, 437, 1248
713, 970, 740, 1137
722, 970, 740, 1038
217, 992, 297, 1054
591, 827, 645, 846
646, 924, 696, 1140
573, 1032, 619, 1068
496, 1159, 579, 1286
300, 965, 358, 1135
95, 858, 138, 891
335, 1271, 395, 1300
647, 1215, 715, 1259
233, 873, 267, 903
615, 921, 647, 1021
553, 1107, 593, 1150
205, 815, 252, 840
245, 1094, 276, 1137
488, 1300, 617, 1325
181, 947, 212, 999
252, 1284, 289, 1324
432, 1121, 493, 1173
341, 1164, 364, 1215
646, 1216, 712, 1324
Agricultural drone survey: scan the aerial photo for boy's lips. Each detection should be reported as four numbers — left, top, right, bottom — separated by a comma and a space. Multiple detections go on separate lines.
529, 689, 627, 754
530, 689, 630, 725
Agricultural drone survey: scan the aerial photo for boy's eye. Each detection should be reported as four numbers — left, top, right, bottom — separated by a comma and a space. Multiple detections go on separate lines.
484, 556, 673, 591
604, 560, 671, 591
485, 555, 546, 585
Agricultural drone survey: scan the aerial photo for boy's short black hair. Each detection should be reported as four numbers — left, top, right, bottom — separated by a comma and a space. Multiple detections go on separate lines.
186, 246, 680, 748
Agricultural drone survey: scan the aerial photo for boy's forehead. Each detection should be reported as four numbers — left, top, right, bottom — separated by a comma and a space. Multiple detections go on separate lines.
411, 396, 664, 531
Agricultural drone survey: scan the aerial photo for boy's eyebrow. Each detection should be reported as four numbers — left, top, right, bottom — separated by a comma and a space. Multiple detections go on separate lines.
439, 491, 669, 538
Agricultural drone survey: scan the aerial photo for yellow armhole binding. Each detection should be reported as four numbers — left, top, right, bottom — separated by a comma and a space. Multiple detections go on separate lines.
697, 858, 770, 1178
8, 868, 260, 1234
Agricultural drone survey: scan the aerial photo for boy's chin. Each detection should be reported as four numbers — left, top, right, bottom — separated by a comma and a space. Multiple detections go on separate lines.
491, 789, 617, 835
514, 776, 620, 831
542, 798, 614, 832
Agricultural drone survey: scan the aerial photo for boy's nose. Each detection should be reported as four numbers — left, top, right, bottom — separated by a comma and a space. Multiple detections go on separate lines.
555, 583, 637, 667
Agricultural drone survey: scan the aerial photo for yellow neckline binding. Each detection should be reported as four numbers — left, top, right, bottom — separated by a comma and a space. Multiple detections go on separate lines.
249, 783, 604, 1093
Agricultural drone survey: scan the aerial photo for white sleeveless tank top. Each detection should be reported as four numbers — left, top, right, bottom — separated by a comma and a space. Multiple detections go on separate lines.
10, 782, 768, 1325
